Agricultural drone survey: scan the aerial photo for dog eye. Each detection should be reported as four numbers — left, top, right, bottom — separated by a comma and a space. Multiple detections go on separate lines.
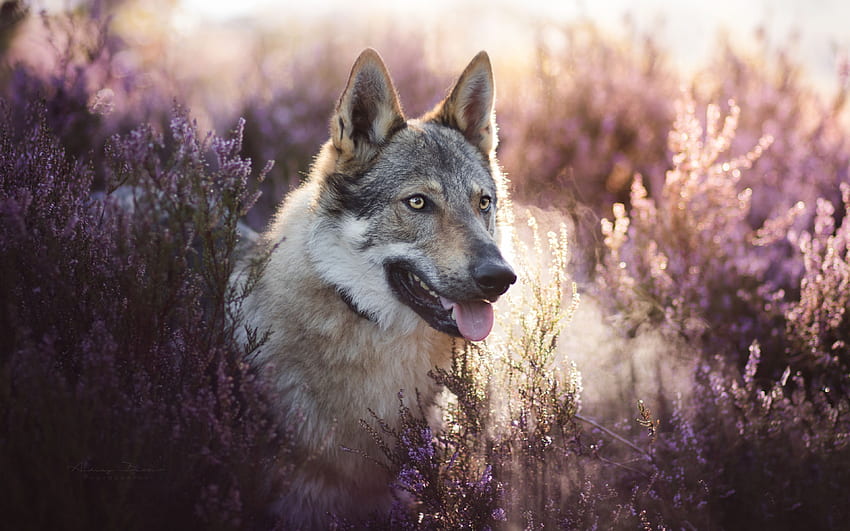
479, 196, 492, 212
406, 195, 427, 210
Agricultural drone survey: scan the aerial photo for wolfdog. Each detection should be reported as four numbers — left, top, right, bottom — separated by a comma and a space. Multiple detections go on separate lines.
236, 48, 516, 528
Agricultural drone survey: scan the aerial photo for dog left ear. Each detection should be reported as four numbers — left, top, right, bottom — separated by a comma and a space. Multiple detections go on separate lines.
427, 51, 497, 155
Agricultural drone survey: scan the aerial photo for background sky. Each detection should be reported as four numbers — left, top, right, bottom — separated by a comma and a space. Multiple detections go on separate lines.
168, 0, 848, 86
30, 0, 849, 95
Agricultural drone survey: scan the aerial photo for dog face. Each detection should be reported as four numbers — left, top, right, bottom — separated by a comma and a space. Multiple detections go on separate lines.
310, 49, 515, 341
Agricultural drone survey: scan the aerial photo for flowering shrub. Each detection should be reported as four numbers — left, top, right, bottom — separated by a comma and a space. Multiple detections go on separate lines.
498, 22, 677, 213
785, 186, 850, 377
698, 38, 850, 227
589, 89, 850, 528
678, 343, 850, 530
597, 94, 786, 353
0, 101, 281, 530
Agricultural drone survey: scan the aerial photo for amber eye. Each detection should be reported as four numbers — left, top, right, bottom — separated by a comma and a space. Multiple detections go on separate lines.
407, 195, 427, 210
479, 196, 492, 212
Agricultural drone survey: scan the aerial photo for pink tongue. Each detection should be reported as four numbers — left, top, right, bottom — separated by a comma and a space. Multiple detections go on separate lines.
440, 297, 494, 341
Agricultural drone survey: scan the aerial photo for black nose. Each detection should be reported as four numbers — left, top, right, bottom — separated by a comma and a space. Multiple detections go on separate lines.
472, 260, 517, 299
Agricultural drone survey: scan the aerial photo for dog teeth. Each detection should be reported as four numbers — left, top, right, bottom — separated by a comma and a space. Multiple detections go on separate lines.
408, 272, 437, 298
450, 307, 456, 321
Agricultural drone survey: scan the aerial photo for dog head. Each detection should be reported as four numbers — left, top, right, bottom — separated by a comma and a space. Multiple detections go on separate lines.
309, 49, 516, 341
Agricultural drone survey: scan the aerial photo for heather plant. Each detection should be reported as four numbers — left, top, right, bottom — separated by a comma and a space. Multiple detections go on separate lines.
1, 7, 114, 160
590, 87, 850, 530
596, 92, 801, 364
499, 22, 676, 213
660, 343, 850, 529
784, 183, 850, 393
487, 216, 585, 527
697, 37, 850, 230
234, 42, 345, 228
1, 3, 183, 190
486, 217, 712, 529
344, 388, 506, 530
0, 101, 281, 529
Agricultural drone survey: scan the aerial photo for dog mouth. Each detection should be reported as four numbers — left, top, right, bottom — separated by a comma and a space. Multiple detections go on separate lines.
386, 263, 495, 341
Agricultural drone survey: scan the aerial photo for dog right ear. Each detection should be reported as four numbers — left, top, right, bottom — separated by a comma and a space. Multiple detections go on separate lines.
425, 51, 497, 156
330, 49, 406, 163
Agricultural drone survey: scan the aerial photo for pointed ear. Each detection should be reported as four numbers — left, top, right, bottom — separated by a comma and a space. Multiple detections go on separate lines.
428, 51, 497, 155
330, 48, 406, 163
